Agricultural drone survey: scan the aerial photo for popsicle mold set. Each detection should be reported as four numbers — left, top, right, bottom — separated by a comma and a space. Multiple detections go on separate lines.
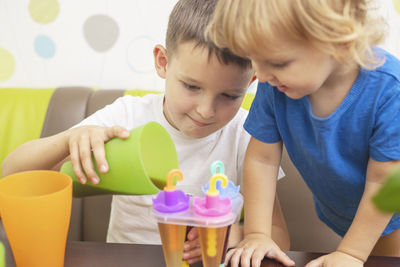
152, 161, 243, 267
152, 161, 243, 228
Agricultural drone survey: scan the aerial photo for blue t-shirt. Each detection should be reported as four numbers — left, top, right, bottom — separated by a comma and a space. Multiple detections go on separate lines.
244, 49, 400, 236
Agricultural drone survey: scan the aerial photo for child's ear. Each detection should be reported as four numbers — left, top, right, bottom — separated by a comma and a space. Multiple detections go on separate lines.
153, 45, 168, 79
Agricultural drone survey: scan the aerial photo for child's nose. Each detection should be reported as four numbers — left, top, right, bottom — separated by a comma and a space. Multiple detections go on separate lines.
252, 62, 275, 83
256, 71, 275, 84
196, 99, 216, 119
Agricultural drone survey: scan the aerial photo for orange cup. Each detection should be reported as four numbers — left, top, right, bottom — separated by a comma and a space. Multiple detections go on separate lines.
0, 171, 72, 267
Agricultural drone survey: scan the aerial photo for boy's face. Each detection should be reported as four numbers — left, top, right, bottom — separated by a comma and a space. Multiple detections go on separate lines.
248, 37, 341, 100
154, 41, 253, 138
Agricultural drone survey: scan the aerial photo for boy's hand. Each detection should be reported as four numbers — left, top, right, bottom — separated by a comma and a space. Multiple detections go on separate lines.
66, 125, 129, 185
182, 227, 202, 264
225, 233, 295, 267
305, 251, 364, 267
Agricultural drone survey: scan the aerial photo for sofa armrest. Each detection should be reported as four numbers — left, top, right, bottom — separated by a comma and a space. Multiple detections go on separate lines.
41, 87, 93, 241
41, 87, 93, 137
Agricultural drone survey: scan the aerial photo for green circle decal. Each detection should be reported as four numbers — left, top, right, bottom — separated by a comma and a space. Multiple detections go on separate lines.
394, 0, 400, 14
29, 0, 59, 24
0, 48, 15, 81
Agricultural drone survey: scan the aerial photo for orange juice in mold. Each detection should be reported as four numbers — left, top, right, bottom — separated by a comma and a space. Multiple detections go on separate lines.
193, 166, 233, 267
153, 169, 190, 267
152, 161, 243, 267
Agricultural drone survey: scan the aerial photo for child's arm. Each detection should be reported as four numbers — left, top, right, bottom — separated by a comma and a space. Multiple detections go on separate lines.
271, 195, 291, 250
226, 137, 294, 267
2, 131, 70, 177
305, 158, 399, 267
1, 125, 129, 184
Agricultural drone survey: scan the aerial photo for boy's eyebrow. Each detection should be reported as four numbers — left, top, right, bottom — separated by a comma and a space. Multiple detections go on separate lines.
181, 75, 201, 84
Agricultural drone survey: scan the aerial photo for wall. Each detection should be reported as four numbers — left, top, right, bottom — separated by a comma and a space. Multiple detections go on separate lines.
0, 0, 178, 90
379, 0, 400, 57
0, 0, 399, 90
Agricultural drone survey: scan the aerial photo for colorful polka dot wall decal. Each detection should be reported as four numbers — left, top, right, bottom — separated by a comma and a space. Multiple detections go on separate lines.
0, 48, 15, 81
29, 0, 59, 24
394, 0, 400, 14
83, 15, 119, 52
34, 35, 56, 59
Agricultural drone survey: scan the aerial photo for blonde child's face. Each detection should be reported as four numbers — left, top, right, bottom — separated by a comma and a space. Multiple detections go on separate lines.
156, 41, 253, 138
249, 37, 340, 99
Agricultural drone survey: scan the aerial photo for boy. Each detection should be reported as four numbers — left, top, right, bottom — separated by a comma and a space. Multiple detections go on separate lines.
2, 0, 289, 264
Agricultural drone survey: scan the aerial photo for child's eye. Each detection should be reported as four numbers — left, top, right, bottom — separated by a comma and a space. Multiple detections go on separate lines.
222, 93, 240, 100
270, 62, 289, 69
182, 82, 200, 90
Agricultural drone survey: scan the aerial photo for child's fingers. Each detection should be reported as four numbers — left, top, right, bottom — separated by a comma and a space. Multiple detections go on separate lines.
240, 246, 256, 267
182, 246, 201, 262
90, 136, 108, 174
251, 248, 266, 267
304, 257, 323, 267
186, 255, 202, 265
69, 141, 86, 184
78, 135, 99, 185
105, 126, 129, 141
224, 248, 236, 266
183, 238, 199, 252
187, 227, 198, 240
280, 252, 295, 267
182, 228, 201, 264
229, 247, 244, 267
265, 249, 295, 267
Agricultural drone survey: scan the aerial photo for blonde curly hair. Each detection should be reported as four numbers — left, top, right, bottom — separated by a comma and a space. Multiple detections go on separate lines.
207, 0, 388, 69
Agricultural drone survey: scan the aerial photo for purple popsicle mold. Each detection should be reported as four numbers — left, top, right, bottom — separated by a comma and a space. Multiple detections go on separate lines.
153, 189, 190, 213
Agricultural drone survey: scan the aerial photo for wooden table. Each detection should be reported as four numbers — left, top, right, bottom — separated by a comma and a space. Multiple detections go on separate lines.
1, 231, 400, 266
262, 251, 400, 267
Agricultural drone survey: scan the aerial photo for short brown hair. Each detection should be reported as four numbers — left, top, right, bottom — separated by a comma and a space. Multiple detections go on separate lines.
166, 0, 251, 69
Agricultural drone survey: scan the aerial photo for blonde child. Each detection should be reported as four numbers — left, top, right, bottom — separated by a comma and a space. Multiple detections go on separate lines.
208, 0, 400, 266
1, 0, 290, 264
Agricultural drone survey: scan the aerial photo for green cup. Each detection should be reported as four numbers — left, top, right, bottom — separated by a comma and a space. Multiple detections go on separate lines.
60, 122, 178, 197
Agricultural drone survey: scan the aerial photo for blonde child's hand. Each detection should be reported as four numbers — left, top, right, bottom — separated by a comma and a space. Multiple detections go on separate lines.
66, 125, 130, 185
225, 233, 295, 267
227, 223, 244, 249
182, 227, 202, 264
305, 251, 364, 267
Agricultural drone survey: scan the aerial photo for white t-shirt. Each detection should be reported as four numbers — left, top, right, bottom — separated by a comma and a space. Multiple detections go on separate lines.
76, 93, 284, 244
